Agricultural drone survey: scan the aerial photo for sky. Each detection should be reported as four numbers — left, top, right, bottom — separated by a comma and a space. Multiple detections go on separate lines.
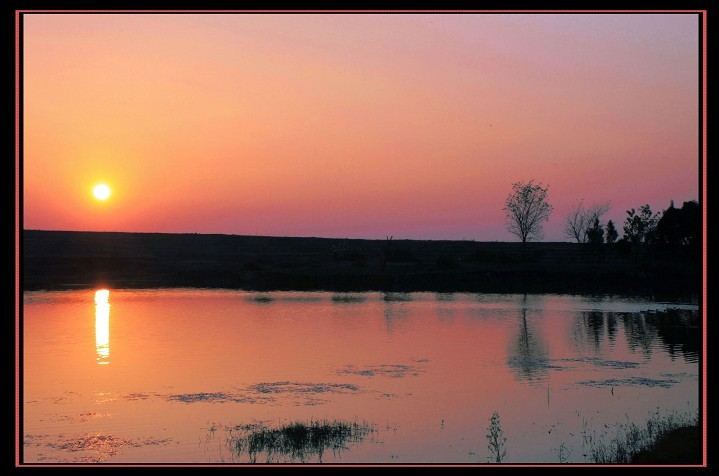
21, 12, 701, 242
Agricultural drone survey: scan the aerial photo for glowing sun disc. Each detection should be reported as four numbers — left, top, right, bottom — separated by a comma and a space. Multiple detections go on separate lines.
93, 184, 111, 200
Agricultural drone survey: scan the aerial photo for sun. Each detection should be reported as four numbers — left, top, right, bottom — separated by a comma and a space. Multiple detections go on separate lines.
93, 184, 111, 201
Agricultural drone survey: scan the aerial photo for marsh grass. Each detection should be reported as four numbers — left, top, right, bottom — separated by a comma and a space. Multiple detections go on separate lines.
585, 407, 699, 464
227, 419, 376, 463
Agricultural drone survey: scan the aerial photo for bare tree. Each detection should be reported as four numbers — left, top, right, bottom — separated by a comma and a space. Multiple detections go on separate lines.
586, 202, 611, 227
503, 180, 553, 246
564, 200, 589, 243
563, 201, 611, 243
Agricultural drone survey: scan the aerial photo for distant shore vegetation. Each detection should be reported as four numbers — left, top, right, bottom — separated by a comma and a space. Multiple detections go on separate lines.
23, 182, 700, 295
504, 180, 699, 260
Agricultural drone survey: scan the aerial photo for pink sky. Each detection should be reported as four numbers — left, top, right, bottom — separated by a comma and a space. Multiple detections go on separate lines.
21, 12, 700, 241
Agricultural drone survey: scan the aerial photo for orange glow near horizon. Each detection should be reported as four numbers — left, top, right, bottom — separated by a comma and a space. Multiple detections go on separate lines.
22, 13, 700, 241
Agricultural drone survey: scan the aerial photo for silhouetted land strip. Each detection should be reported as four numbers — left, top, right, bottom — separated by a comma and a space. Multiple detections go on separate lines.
23, 230, 700, 297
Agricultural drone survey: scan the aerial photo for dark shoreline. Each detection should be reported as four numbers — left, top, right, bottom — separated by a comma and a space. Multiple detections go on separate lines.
22, 230, 700, 300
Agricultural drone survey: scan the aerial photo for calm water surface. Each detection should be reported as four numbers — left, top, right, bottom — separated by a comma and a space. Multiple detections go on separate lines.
22, 289, 699, 464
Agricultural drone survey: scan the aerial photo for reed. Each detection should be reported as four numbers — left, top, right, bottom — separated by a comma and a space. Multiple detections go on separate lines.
227, 419, 376, 463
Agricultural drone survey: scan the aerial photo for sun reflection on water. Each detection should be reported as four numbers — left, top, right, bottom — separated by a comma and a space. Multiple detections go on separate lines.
95, 290, 110, 365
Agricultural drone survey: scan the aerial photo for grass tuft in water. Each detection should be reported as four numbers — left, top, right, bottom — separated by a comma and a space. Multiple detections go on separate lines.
227, 419, 376, 463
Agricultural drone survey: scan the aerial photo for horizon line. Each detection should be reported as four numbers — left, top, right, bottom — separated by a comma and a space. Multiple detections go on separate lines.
22, 229, 589, 244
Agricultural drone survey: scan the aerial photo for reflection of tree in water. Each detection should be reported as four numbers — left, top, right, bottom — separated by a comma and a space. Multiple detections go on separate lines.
585, 311, 605, 351
225, 420, 376, 463
435, 292, 456, 321
571, 311, 607, 353
383, 292, 411, 334
621, 313, 658, 357
571, 310, 698, 362
383, 292, 413, 303
435, 292, 456, 302
606, 313, 618, 343
507, 305, 550, 384
645, 309, 700, 362
573, 311, 654, 355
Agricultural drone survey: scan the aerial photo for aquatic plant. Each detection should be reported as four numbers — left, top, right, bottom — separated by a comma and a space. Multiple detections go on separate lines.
558, 441, 571, 463
486, 411, 507, 463
227, 419, 376, 463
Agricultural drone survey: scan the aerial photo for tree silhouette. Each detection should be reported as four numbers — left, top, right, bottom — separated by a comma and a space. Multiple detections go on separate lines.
622, 204, 660, 245
563, 200, 588, 243
655, 200, 700, 252
605, 220, 618, 244
563, 201, 610, 243
586, 217, 605, 246
503, 180, 553, 247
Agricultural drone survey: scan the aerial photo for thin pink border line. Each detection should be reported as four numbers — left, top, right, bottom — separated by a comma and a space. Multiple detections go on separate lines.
701, 9, 707, 469
15, 9, 708, 13
15, 9, 708, 468
13, 462, 710, 468
15, 10, 21, 468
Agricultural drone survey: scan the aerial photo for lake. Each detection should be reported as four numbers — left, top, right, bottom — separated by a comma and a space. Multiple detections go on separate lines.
22, 289, 699, 464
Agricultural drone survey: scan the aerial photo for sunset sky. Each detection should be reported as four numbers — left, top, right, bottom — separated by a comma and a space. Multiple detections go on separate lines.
22, 12, 700, 241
